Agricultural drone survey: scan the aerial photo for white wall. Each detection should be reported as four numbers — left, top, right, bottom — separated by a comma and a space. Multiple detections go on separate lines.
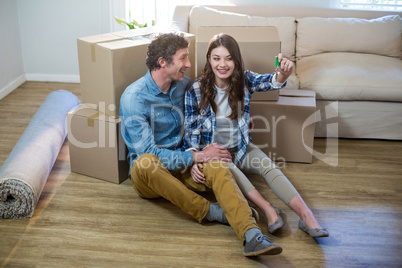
0, 0, 25, 100
17, 0, 112, 83
0, 0, 123, 100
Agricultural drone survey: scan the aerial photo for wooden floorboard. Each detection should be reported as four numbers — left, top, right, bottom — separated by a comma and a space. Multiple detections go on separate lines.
0, 82, 401, 267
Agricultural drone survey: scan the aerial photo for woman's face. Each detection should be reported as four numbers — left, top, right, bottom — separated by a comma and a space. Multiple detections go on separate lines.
208, 46, 235, 88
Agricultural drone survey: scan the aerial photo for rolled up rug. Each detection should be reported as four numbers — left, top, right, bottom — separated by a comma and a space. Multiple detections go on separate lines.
0, 90, 80, 219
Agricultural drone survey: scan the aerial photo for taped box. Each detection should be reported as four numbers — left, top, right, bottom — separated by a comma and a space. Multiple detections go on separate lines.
77, 26, 196, 117
196, 26, 281, 101
250, 89, 316, 163
67, 105, 129, 183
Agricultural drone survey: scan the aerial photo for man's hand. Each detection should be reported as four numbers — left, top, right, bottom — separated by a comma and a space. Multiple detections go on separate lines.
193, 143, 232, 163
190, 163, 205, 183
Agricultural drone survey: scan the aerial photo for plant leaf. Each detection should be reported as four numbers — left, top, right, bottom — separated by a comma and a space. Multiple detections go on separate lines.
132, 19, 145, 28
115, 16, 130, 26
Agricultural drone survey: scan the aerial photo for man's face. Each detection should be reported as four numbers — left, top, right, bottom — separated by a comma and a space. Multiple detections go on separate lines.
165, 48, 191, 82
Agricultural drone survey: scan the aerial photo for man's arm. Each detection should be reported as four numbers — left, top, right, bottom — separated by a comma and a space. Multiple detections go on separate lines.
192, 143, 231, 163
121, 92, 193, 171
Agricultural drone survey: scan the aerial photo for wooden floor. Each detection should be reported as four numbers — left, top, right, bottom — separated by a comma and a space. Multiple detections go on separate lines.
1, 82, 401, 267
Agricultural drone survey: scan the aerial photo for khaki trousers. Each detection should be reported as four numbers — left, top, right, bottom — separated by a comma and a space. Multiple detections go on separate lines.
130, 153, 258, 241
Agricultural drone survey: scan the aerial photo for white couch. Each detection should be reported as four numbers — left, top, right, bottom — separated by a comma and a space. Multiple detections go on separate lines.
171, 5, 402, 140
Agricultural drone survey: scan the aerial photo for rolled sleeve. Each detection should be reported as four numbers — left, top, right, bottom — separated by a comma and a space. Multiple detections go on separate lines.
245, 70, 287, 94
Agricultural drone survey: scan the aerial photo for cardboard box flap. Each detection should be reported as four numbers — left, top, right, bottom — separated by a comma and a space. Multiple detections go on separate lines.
252, 90, 279, 101
115, 26, 179, 38
78, 26, 195, 62
99, 38, 151, 50
78, 26, 181, 44
68, 105, 121, 123
279, 89, 315, 98
78, 33, 123, 44
275, 96, 316, 107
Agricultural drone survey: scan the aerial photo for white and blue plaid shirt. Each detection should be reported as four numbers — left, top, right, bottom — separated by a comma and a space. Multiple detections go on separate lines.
183, 70, 286, 166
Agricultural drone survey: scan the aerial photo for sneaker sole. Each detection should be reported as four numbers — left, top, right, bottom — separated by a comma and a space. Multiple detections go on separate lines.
243, 245, 283, 257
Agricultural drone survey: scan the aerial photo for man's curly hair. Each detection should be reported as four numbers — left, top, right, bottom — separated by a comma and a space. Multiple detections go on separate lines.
146, 32, 189, 70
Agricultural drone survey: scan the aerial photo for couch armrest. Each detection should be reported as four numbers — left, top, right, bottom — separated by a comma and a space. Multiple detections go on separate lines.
171, 5, 193, 32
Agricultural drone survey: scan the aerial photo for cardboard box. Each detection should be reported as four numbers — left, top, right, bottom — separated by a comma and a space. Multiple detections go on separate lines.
252, 89, 279, 101
196, 26, 281, 101
77, 26, 196, 117
67, 105, 129, 183
250, 89, 316, 163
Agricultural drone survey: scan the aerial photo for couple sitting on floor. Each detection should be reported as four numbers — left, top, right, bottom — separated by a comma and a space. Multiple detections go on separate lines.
120, 32, 328, 257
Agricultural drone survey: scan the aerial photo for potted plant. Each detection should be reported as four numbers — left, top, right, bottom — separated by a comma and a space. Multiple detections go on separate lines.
115, 13, 155, 29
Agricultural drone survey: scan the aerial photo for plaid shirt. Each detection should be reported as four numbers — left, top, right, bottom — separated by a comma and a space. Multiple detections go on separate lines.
184, 70, 286, 166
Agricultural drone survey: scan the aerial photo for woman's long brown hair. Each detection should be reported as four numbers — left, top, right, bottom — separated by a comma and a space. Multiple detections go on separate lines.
199, 33, 245, 120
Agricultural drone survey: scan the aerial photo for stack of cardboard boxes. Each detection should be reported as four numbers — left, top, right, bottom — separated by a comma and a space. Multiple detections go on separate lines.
68, 25, 316, 184
68, 27, 195, 183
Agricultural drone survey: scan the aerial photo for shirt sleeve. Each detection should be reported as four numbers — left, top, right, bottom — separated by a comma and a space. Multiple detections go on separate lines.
271, 73, 286, 88
183, 83, 202, 151
120, 92, 193, 171
245, 70, 287, 94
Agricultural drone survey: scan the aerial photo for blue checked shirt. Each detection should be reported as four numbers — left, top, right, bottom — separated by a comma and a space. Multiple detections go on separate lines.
183, 70, 286, 166
120, 70, 193, 172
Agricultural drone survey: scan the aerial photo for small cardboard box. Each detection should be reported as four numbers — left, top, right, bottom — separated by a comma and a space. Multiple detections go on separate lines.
196, 26, 281, 101
252, 89, 279, 101
67, 105, 129, 183
77, 26, 196, 117
250, 89, 316, 163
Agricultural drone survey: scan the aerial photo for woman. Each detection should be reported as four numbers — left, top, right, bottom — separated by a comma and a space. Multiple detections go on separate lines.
183, 33, 328, 237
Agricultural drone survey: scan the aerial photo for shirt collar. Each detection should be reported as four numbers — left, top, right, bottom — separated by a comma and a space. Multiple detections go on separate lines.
145, 70, 177, 96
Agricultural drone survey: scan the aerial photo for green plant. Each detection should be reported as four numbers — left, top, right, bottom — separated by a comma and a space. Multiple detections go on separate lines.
115, 15, 155, 29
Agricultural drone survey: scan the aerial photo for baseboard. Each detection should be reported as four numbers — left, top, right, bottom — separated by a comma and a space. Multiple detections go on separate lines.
25, 74, 80, 83
0, 75, 26, 100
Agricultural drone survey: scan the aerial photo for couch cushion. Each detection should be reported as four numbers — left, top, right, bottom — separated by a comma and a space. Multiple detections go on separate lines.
296, 15, 402, 59
296, 52, 402, 101
283, 74, 299, 89
189, 5, 297, 61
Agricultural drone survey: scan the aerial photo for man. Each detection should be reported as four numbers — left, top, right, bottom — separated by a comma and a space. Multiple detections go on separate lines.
120, 32, 282, 257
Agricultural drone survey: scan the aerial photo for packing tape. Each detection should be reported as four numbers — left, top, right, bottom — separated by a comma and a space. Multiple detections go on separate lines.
87, 112, 101, 127
91, 43, 96, 62
89, 33, 156, 63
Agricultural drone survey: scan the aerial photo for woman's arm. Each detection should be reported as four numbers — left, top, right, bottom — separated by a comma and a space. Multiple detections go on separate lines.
183, 83, 202, 151
275, 53, 294, 83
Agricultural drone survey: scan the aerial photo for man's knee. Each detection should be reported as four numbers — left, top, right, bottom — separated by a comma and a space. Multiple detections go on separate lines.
202, 160, 232, 182
204, 160, 229, 170
130, 154, 166, 199
132, 153, 163, 178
